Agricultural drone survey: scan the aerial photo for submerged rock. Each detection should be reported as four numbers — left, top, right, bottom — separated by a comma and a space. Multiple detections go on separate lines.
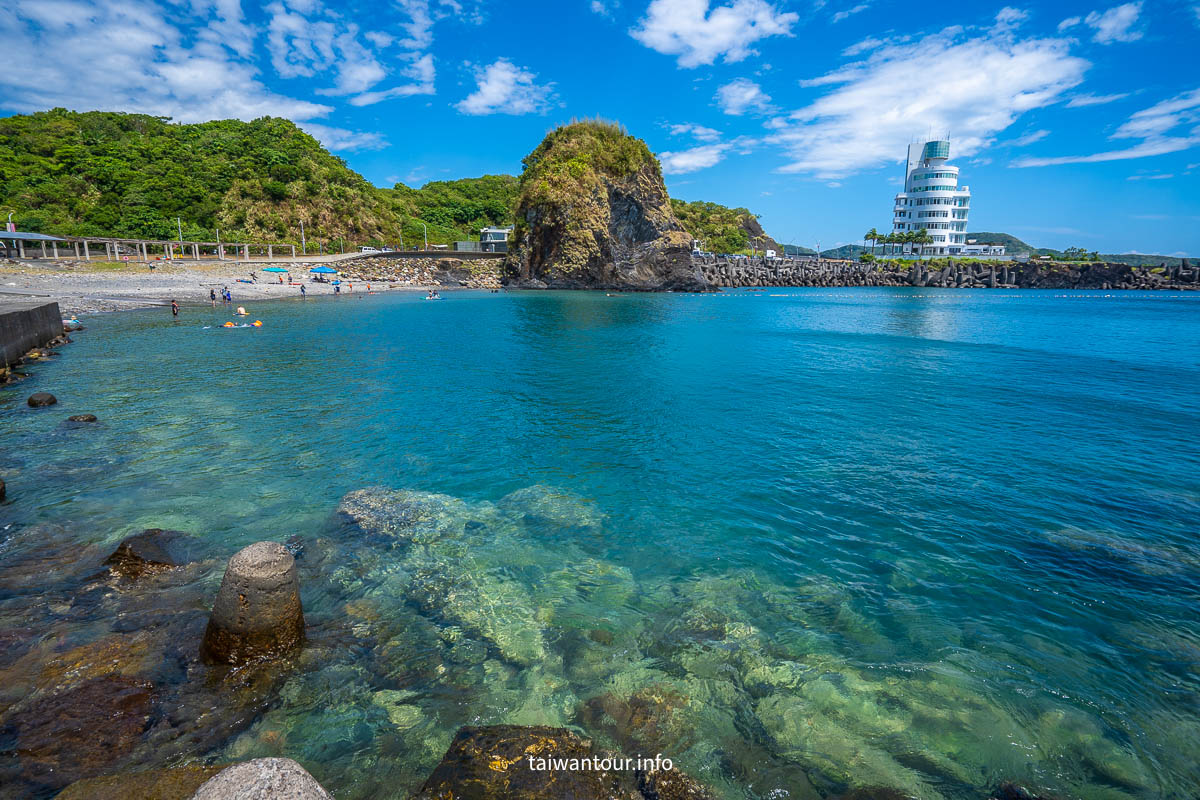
27, 392, 57, 407
504, 121, 710, 291
410, 724, 716, 800
55, 764, 226, 800
190, 757, 333, 799
0, 477, 5, 501
0, 675, 156, 793
201, 542, 305, 665
409, 725, 640, 799
103, 528, 192, 581
67, 413, 99, 423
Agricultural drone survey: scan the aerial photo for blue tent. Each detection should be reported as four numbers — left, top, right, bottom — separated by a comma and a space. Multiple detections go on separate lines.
309, 266, 338, 274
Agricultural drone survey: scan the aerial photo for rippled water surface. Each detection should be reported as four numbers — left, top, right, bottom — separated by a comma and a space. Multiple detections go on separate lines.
2, 289, 1198, 799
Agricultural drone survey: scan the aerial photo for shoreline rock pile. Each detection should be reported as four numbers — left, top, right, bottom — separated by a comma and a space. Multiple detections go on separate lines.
340, 256, 503, 289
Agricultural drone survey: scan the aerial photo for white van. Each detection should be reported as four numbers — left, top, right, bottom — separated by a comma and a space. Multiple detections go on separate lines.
360, 246, 381, 254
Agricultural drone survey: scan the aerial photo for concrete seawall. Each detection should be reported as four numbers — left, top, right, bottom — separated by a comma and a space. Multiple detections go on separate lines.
1, 301, 63, 367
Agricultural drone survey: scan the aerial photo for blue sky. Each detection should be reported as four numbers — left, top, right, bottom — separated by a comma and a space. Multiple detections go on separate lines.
1, 0, 1197, 255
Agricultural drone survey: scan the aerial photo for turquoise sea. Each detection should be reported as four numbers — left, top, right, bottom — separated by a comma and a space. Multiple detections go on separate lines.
1, 288, 1198, 799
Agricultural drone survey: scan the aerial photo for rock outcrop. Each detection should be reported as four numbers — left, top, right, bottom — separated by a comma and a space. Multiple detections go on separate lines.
505, 120, 710, 291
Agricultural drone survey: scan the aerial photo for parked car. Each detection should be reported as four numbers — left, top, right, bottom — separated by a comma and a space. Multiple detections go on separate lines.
360, 246, 381, 253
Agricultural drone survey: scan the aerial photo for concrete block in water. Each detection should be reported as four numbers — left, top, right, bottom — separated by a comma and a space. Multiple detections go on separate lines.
201, 542, 304, 664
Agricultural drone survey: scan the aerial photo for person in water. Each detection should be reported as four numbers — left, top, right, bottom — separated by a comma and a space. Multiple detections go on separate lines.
171, 299, 179, 317
334, 284, 340, 295
300, 284, 306, 297
209, 288, 216, 306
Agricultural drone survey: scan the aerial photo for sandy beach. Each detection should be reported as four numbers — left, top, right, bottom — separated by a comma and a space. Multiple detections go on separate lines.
0, 256, 449, 315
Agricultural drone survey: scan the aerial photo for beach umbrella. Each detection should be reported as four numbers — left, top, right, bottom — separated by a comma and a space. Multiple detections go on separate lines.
262, 266, 289, 273
309, 266, 338, 274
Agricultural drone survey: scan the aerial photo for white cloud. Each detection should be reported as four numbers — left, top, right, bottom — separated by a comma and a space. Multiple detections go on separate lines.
1066, 92, 1129, 107
348, 54, 436, 106
1016, 88, 1200, 166
1013, 129, 1050, 145
659, 143, 729, 173
630, 0, 798, 68
842, 35, 886, 56
669, 123, 723, 141
716, 77, 773, 115
993, 6, 1029, 32
0, 0, 332, 124
769, 27, 1087, 178
299, 123, 388, 151
454, 59, 555, 115
591, 0, 619, 16
832, 3, 869, 23
1127, 173, 1173, 180
1061, 2, 1144, 43
1194, 5, 1200, 26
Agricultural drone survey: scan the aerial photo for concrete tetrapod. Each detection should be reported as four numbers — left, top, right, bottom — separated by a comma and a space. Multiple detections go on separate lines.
201, 542, 305, 664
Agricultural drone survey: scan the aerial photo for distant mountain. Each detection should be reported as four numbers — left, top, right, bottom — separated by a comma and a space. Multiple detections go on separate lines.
971, 231, 1189, 266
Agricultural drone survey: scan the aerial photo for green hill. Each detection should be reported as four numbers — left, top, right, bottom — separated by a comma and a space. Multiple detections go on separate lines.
966, 232, 1035, 254
0, 109, 515, 247
670, 199, 785, 255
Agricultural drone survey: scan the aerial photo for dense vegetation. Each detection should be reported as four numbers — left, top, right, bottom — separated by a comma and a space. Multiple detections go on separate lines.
0, 109, 514, 248
515, 119, 658, 209
669, 199, 786, 255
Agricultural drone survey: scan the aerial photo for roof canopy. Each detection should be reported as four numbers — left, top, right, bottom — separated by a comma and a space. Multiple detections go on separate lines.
0, 231, 66, 241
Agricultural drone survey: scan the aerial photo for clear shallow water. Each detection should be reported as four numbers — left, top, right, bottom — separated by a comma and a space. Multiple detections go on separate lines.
1, 289, 1198, 799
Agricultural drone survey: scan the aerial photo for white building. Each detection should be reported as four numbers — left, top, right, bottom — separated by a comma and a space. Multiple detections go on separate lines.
891, 139, 986, 257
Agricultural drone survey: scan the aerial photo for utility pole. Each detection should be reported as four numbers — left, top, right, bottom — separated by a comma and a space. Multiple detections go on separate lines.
300, 219, 306, 255
418, 221, 428, 250
177, 217, 183, 242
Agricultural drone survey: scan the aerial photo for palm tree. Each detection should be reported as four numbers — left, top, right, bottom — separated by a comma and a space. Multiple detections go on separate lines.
903, 231, 917, 257
864, 227, 879, 257
916, 229, 933, 257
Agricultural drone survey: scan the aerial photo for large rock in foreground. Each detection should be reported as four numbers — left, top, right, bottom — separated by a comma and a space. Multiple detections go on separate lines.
190, 758, 332, 799
505, 121, 710, 292
201, 542, 305, 664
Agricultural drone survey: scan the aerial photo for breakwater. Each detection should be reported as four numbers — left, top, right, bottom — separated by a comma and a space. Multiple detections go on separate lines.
0, 301, 62, 367
695, 255, 1200, 290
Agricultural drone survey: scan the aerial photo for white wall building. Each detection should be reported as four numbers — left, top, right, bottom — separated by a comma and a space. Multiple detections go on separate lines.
891, 139, 988, 257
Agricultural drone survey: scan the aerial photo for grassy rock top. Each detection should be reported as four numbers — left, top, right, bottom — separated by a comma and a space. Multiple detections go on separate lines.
516, 119, 660, 207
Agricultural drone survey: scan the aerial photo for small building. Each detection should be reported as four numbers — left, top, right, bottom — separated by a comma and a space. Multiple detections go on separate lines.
960, 241, 1006, 256
480, 226, 513, 254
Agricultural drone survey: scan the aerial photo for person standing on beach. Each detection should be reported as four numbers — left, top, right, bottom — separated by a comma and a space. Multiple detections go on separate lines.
210, 288, 216, 306
300, 284, 306, 298
171, 299, 179, 317
334, 284, 340, 295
